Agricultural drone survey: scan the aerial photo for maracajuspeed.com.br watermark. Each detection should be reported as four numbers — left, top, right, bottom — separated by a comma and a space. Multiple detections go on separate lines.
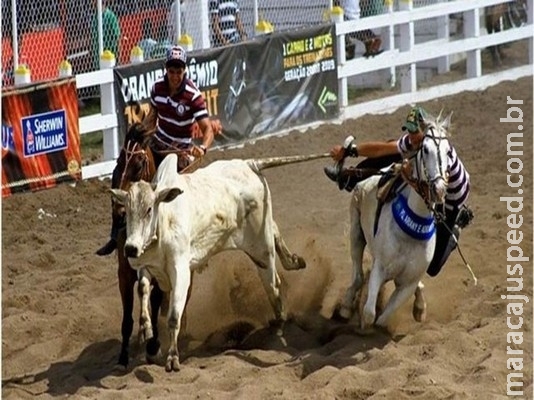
499, 96, 530, 397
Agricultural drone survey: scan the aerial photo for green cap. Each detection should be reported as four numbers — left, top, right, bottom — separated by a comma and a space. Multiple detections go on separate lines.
402, 107, 427, 132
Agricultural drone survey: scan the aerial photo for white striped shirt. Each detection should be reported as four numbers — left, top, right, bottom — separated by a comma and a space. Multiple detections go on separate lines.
397, 134, 470, 209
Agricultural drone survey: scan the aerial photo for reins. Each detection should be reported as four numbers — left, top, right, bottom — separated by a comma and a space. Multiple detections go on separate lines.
398, 128, 477, 284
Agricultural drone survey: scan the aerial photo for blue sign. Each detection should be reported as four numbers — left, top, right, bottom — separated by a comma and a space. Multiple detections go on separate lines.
21, 110, 68, 157
1, 124, 15, 153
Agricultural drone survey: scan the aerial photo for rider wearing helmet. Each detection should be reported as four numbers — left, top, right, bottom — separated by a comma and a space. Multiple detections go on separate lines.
96, 45, 215, 256
324, 107, 473, 277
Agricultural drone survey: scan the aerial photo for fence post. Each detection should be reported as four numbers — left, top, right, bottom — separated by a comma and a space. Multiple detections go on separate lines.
529, 0, 533, 64
99, 50, 119, 162
399, 0, 416, 93
332, 7, 348, 108
463, 7, 481, 78
383, 0, 396, 88
437, 0, 450, 74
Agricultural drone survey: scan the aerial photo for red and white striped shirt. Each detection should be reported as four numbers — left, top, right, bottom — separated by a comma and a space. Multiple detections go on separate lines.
150, 75, 208, 148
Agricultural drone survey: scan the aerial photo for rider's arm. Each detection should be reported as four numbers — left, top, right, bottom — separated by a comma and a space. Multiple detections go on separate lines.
356, 141, 400, 158
197, 117, 214, 150
330, 139, 400, 161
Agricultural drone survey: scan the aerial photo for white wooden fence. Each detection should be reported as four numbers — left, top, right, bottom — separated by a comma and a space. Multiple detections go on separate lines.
77, 0, 533, 180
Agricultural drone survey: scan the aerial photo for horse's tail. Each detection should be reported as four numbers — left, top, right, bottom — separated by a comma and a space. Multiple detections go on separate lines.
247, 153, 331, 172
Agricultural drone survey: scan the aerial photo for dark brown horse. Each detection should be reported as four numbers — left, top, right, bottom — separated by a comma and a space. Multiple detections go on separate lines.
485, 1, 527, 66
111, 123, 163, 368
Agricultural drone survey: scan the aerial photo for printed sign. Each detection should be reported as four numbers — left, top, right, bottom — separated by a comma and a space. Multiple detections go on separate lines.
22, 110, 68, 157
114, 24, 339, 148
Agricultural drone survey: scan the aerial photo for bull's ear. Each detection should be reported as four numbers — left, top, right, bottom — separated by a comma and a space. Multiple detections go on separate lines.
156, 187, 183, 204
110, 188, 128, 205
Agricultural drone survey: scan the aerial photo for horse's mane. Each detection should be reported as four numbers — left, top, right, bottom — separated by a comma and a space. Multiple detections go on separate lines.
124, 122, 153, 148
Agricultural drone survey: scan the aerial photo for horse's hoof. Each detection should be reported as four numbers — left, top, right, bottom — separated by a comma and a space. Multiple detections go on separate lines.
413, 305, 427, 323
117, 353, 129, 369
165, 356, 180, 372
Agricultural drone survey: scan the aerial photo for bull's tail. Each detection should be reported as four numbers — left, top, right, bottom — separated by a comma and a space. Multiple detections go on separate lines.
247, 153, 331, 172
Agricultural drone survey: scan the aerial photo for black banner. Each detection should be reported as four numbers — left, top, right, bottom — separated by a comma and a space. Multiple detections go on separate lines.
114, 23, 338, 148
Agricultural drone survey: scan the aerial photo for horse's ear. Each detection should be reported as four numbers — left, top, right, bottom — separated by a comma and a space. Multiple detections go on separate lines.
436, 108, 444, 123
443, 112, 453, 133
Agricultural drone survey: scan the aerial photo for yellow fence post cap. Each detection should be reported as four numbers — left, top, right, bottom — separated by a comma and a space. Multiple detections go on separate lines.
255, 20, 274, 34
178, 34, 193, 51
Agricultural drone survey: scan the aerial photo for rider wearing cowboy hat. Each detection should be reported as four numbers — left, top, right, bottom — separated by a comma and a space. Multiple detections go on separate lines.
324, 106, 473, 277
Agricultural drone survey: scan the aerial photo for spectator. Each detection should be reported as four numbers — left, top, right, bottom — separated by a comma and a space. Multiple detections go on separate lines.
91, 0, 121, 70
209, 0, 247, 47
138, 18, 158, 60
334, 0, 383, 59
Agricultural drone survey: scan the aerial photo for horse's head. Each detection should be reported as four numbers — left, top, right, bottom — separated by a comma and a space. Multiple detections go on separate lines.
411, 111, 451, 205
117, 123, 156, 191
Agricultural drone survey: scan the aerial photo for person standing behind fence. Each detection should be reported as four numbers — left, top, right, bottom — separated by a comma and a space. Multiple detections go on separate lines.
209, 0, 247, 47
334, 0, 383, 60
91, 0, 121, 70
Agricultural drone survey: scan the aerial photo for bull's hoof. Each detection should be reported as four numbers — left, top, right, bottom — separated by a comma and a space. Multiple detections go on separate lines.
413, 304, 427, 323
138, 327, 154, 345
292, 254, 306, 270
165, 355, 180, 372
331, 307, 351, 323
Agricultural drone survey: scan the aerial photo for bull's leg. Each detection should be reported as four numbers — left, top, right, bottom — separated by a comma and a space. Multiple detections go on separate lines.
254, 258, 286, 323
273, 221, 306, 271
137, 268, 154, 344
166, 261, 191, 372
361, 261, 385, 329
375, 280, 419, 328
117, 238, 137, 368
412, 281, 427, 323
337, 195, 367, 320
146, 280, 163, 364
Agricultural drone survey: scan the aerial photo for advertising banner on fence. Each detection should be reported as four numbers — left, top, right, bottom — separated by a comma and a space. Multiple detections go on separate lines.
1, 78, 82, 197
114, 23, 338, 147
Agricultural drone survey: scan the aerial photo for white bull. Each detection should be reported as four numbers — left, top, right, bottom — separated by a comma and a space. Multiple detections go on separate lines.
111, 152, 328, 372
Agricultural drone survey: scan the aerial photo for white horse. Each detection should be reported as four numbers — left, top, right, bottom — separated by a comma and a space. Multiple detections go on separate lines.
337, 112, 451, 330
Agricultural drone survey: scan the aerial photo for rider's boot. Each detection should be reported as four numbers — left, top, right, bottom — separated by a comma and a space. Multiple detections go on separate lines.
324, 166, 358, 192
456, 205, 474, 229
96, 211, 123, 256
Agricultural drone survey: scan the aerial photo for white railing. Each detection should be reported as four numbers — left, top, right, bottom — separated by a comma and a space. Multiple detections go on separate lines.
76, 0, 533, 180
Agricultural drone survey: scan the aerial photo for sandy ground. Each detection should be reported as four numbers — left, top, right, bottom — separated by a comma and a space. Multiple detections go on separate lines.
2, 75, 533, 399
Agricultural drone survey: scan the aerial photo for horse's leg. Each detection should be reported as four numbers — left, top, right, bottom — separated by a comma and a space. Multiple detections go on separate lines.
146, 279, 163, 364
375, 280, 419, 328
117, 236, 137, 368
412, 281, 427, 322
361, 261, 385, 329
337, 195, 367, 320
137, 268, 154, 344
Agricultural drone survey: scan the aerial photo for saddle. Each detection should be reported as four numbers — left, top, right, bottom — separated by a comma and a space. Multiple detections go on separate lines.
373, 163, 405, 236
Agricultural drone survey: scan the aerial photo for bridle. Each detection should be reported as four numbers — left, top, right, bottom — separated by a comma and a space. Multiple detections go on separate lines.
119, 140, 150, 190
400, 128, 449, 219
